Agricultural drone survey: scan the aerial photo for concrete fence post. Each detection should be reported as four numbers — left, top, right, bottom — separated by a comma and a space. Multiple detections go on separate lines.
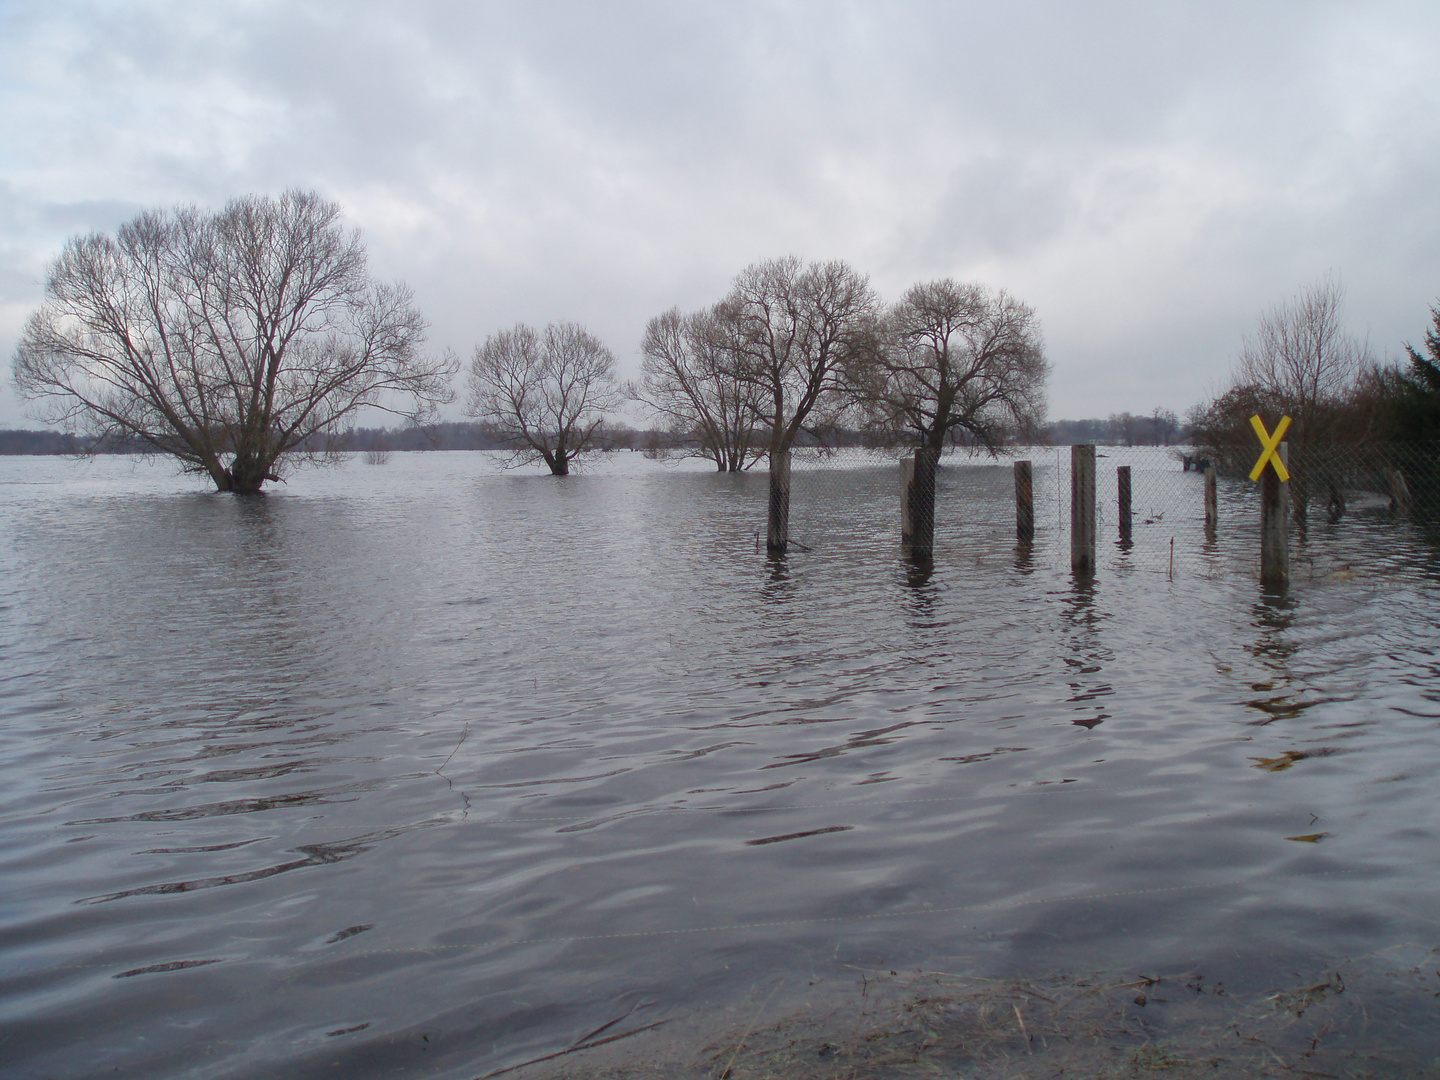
1071, 444, 1096, 576
1260, 443, 1289, 591
767, 449, 791, 554
1014, 460, 1034, 542
1204, 466, 1218, 539
1117, 465, 1132, 543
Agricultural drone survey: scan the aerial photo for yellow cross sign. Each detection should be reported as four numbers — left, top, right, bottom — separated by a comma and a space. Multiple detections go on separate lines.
1248, 414, 1291, 483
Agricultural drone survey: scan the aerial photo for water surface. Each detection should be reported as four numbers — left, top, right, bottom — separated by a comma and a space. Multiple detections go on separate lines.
1, 450, 1437, 1077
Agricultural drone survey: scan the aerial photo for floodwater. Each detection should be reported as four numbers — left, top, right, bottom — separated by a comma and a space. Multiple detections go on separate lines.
1, 449, 1438, 1078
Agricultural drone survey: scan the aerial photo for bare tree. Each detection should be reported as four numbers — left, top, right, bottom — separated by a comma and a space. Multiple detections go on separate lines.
713, 256, 878, 550
631, 306, 764, 472
1190, 275, 1374, 525
12, 190, 457, 493
844, 279, 1046, 556
724, 257, 879, 455
466, 321, 621, 475
854, 279, 1048, 455
1234, 273, 1370, 448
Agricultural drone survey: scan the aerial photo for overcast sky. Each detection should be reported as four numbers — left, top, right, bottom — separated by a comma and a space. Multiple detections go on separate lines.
2, 0, 1438, 428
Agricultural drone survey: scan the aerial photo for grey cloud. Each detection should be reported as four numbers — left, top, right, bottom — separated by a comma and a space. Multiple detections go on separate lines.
2, 1, 1440, 426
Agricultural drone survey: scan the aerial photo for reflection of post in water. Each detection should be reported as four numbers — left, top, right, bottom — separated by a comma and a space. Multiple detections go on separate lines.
761, 549, 791, 598
904, 557, 934, 590
1252, 590, 1295, 643
1013, 538, 1034, 574
1060, 575, 1113, 730
898, 556, 938, 627
1246, 592, 1299, 711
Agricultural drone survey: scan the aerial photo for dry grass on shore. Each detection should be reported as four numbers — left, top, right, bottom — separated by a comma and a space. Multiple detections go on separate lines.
506, 960, 1439, 1080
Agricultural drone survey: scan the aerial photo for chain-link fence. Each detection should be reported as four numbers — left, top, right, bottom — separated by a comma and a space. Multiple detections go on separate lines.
759, 443, 1438, 582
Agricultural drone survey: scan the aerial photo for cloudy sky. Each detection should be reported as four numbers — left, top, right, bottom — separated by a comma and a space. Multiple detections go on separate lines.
2, 0, 1438, 429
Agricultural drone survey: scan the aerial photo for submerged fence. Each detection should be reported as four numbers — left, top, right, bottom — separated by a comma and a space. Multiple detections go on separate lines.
755, 443, 1438, 585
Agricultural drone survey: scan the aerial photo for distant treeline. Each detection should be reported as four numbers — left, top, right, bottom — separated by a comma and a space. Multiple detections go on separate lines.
0, 430, 153, 455
1, 412, 1187, 456
1047, 411, 1182, 447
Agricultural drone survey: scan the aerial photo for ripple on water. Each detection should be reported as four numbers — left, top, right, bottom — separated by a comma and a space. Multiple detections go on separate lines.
1, 451, 1438, 1078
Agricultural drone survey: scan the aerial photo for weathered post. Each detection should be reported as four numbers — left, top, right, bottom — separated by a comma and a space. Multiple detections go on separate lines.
1117, 465, 1132, 543
901, 448, 938, 557
767, 449, 791, 554
1014, 460, 1034, 542
1387, 468, 1411, 515
1260, 443, 1289, 591
1204, 466, 1218, 538
1071, 444, 1096, 576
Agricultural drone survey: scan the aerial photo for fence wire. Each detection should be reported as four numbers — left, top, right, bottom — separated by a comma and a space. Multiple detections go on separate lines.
765, 444, 1437, 582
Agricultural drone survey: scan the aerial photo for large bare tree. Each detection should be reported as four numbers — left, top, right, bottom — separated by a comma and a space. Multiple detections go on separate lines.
1189, 275, 1375, 525
466, 321, 621, 475
1233, 273, 1370, 449
856, 279, 1048, 454
724, 256, 879, 456
718, 256, 879, 550
632, 306, 764, 472
846, 279, 1047, 556
12, 190, 457, 493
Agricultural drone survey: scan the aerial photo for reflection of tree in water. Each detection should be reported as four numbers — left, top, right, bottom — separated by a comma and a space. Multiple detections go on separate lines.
903, 556, 933, 591
1060, 578, 1115, 730
898, 555, 939, 629
762, 552, 792, 597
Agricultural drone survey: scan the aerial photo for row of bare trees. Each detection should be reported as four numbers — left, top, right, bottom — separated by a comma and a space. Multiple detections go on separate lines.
462, 257, 1049, 549
629, 258, 1049, 471
11, 193, 1048, 515
466, 256, 1048, 467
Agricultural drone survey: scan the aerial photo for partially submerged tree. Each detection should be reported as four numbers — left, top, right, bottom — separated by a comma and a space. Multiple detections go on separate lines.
632, 306, 764, 472
12, 190, 457, 493
847, 278, 1047, 556
466, 321, 621, 475
720, 256, 879, 550
725, 257, 879, 457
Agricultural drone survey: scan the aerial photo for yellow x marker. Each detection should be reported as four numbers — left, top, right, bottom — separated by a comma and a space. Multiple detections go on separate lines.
1248, 414, 1291, 482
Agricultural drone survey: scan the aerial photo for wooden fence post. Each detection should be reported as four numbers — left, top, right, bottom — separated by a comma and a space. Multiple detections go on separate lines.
1014, 460, 1034, 542
1260, 442, 1288, 590
1204, 466, 1217, 538
901, 448, 938, 557
1117, 465, 1132, 543
1071, 444, 1096, 576
767, 449, 790, 554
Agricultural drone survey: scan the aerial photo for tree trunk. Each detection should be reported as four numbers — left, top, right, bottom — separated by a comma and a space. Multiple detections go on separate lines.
226, 451, 278, 494
902, 447, 938, 558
